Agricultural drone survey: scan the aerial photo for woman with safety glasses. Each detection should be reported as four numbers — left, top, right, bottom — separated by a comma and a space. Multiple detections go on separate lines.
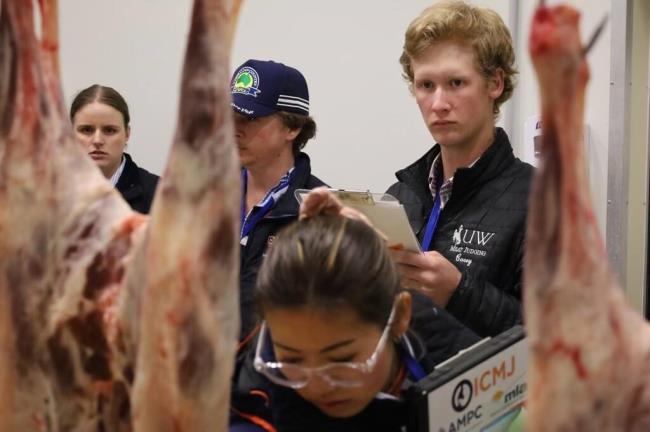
230, 190, 479, 432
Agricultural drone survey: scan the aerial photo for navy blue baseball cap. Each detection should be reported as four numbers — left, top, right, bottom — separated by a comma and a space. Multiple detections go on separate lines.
230, 59, 310, 118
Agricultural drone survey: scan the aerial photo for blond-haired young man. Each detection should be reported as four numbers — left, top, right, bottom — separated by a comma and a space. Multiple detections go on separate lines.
388, 0, 533, 337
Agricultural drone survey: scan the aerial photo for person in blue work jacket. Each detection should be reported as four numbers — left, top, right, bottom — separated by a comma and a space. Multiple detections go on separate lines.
230, 200, 480, 431
387, 0, 534, 337
232, 59, 327, 342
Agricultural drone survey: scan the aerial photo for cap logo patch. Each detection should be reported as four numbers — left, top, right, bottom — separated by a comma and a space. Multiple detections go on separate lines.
232, 67, 261, 97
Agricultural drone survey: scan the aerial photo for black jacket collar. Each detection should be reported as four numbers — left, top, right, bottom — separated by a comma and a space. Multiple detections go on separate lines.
267, 152, 316, 218
394, 127, 514, 207
115, 153, 144, 200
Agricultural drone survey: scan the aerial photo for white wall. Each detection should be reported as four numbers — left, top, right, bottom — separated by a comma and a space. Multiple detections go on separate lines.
59, 0, 510, 192
59, 0, 613, 231
60, 0, 193, 174
230, 0, 511, 192
514, 0, 612, 236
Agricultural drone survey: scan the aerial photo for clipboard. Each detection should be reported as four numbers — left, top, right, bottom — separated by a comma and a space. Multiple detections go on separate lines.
295, 189, 422, 253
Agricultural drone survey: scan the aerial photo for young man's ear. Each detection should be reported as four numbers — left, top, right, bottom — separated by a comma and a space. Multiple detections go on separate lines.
286, 127, 301, 142
487, 68, 505, 100
392, 291, 412, 340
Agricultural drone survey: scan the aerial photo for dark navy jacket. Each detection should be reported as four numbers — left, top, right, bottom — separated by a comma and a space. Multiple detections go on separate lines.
386, 128, 534, 337
115, 152, 159, 214
239, 152, 326, 340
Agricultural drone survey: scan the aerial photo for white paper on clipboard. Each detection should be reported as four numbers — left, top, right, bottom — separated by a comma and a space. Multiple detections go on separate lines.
295, 189, 422, 253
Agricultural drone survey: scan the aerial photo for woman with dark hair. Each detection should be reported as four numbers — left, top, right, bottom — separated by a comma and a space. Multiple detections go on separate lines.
70, 84, 159, 214
230, 190, 479, 431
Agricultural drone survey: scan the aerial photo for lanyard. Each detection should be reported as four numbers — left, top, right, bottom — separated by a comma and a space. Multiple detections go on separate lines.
240, 168, 294, 240
240, 169, 248, 230
421, 181, 443, 251
402, 349, 427, 381
396, 336, 427, 383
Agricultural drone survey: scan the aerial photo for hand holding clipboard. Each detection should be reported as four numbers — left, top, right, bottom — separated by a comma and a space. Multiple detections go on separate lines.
295, 187, 421, 253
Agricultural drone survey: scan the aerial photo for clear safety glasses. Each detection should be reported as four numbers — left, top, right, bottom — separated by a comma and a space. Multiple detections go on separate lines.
254, 304, 397, 389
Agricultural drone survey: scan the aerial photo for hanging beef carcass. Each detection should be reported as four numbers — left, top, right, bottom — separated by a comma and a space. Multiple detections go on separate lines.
524, 3, 650, 431
0, 0, 242, 430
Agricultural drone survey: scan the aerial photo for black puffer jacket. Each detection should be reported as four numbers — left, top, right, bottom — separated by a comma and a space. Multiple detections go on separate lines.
115, 152, 159, 214
239, 152, 326, 340
386, 128, 533, 337
230, 290, 480, 432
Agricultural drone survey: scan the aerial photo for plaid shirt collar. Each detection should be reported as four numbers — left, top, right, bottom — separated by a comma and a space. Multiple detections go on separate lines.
428, 154, 453, 208
428, 153, 481, 208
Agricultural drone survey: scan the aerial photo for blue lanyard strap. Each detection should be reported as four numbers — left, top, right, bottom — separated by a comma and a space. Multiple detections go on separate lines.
400, 342, 427, 381
240, 169, 248, 230
421, 186, 442, 251
240, 168, 294, 240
